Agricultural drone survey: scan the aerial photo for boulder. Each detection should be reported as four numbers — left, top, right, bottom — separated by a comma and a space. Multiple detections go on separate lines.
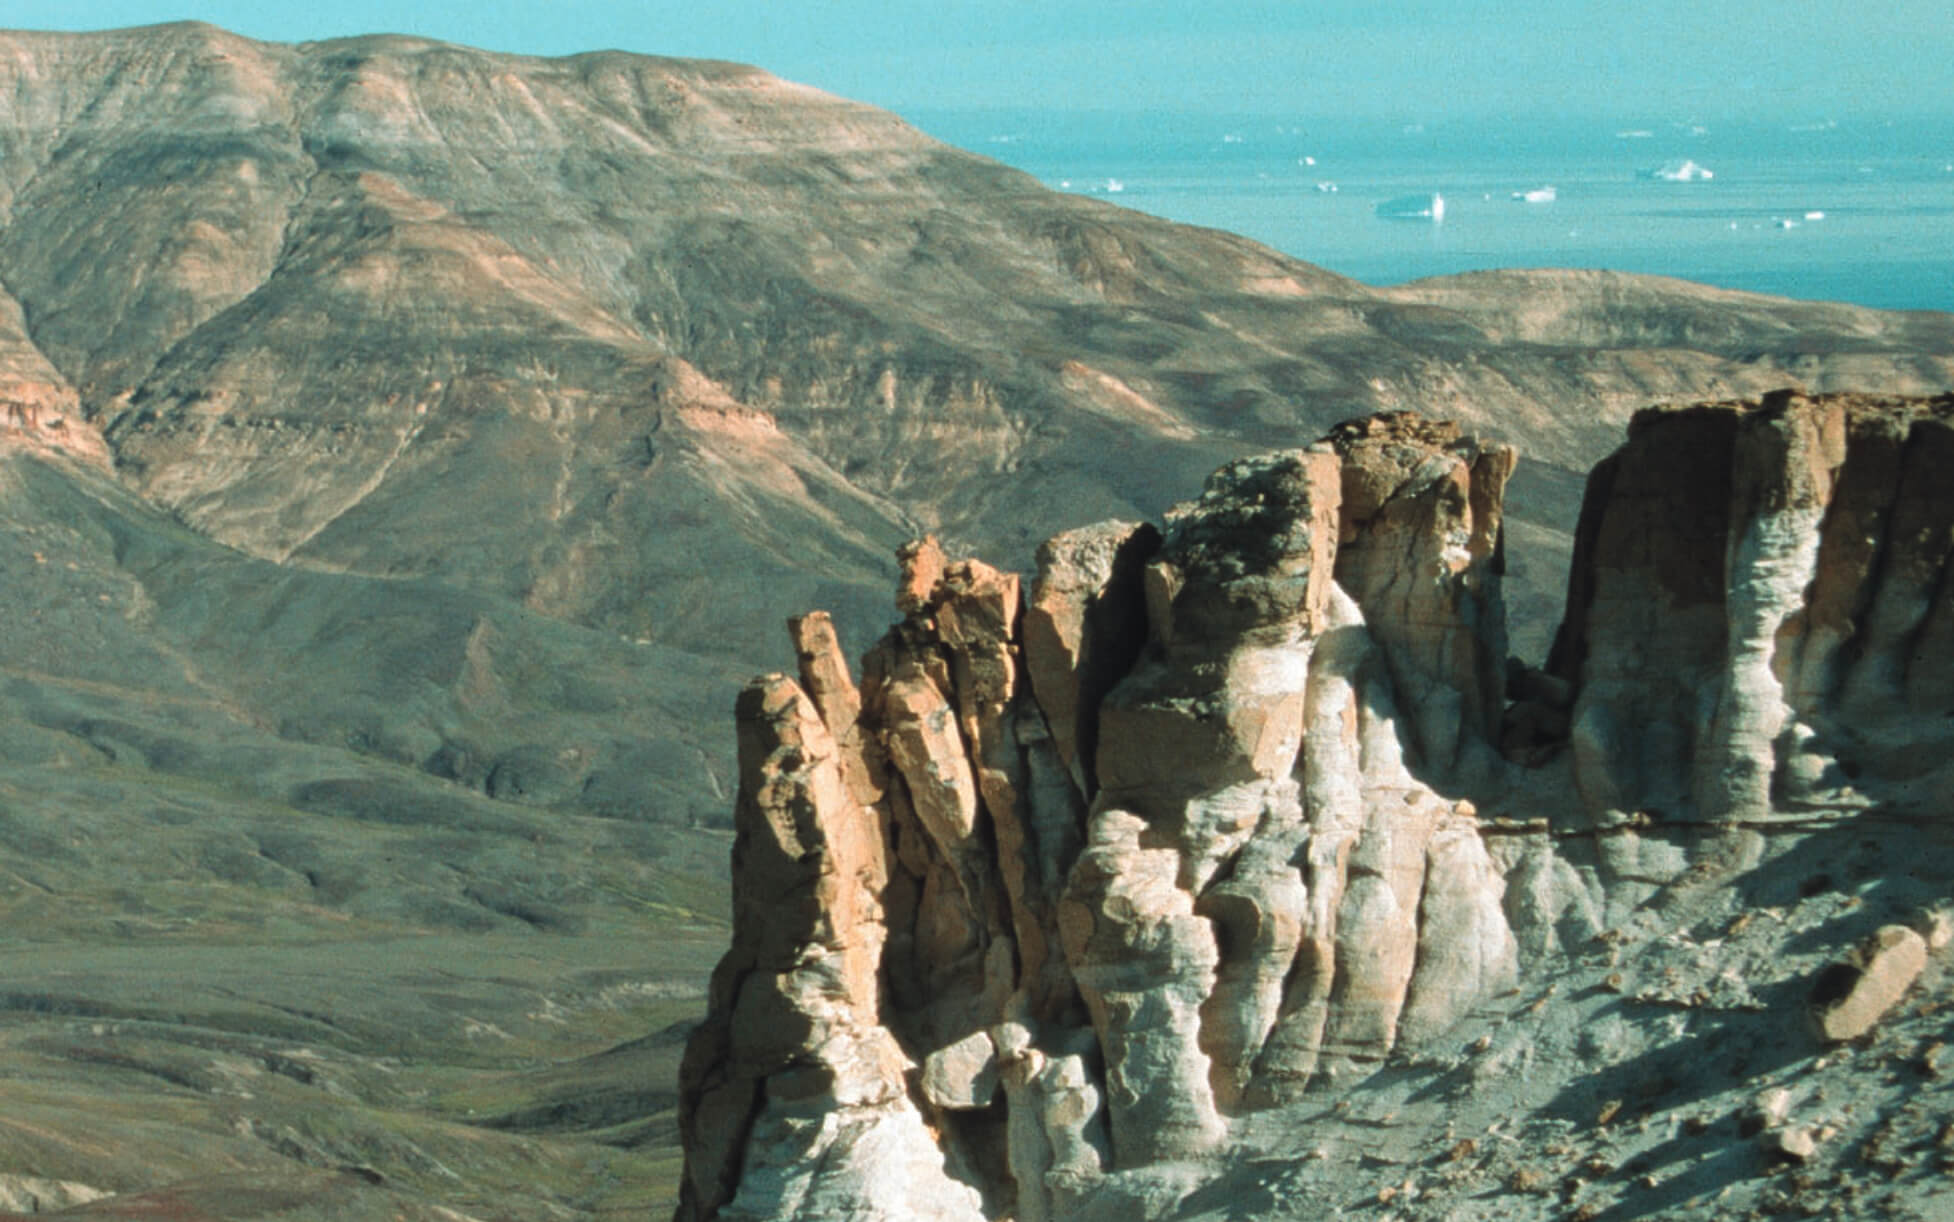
922, 1030, 1001, 1110
1811, 924, 1929, 1043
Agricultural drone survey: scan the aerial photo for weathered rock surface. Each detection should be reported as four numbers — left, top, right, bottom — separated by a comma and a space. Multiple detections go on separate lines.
682, 393, 1954, 1221
1324, 412, 1515, 782
683, 415, 1531, 1217
1553, 391, 1954, 834
676, 673, 985, 1222
0, 1176, 109, 1213
2, 21, 1953, 1222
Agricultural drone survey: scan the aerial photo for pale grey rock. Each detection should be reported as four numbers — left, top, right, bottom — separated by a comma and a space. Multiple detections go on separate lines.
681, 399, 1954, 1222
998, 1025, 1111, 1222
1494, 835, 1605, 960
1743, 1085, 1793, 1135
1771, 1124, 1819, 1163
1194, 790, 1309, 1113
923, 1030, 1001, 1111
1919, 908, 1954, 952
1059, 809, 1226, 1165
1556, 393, 1954, 846
1324, 413, 1515, 782
719, 1087, 988, 1222
0, 1177, 110, 1213
1399, 804, 1521, 1042
1693, 400, 1837, 823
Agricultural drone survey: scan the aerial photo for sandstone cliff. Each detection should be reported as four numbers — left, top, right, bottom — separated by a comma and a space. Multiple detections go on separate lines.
679, 392, 1954, 1221
1553, 389, 1954, 829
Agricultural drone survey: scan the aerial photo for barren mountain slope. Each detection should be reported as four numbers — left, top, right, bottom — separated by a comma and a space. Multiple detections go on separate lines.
2, 24, 1950, 675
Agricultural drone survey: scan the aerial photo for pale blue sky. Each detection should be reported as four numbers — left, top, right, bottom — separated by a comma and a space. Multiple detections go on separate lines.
7, 2, 1951, 120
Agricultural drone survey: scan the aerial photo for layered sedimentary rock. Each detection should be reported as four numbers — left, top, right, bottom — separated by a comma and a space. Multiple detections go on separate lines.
675, 671, 986, 1222
1551, 390, 1954, 830
1324, 413, 1515, 782
680, 413, 1525, 1219
0, 288, 108, 464
680, 391, 1954, 1221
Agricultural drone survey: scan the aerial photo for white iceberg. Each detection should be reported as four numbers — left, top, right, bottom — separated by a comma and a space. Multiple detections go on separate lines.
1375, 192, 1445, 221
1642, 159, 1714, 181
1512, 185, 1557, 203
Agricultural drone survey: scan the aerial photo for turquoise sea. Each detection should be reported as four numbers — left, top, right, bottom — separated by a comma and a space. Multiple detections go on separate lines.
909, 111, 1954, 314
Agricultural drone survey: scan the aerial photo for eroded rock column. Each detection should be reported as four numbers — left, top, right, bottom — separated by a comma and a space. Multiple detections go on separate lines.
1554, 391, 1954, 840
1326, 412, 1515, 782
676, 673, 983, 1222
1069, 449, 1340, 1151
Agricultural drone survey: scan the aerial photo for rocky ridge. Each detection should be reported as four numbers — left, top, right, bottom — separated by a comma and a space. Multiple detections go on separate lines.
678, 391, 1954, 1221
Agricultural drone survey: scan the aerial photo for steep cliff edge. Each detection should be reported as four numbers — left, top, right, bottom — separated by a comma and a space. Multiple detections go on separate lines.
1553, 389, 1954, 830
679, 391, 1954, 1222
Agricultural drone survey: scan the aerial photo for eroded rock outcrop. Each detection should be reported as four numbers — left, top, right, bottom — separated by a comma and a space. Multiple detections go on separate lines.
1324, 412, 1515, 783
680, 392, 1954, 1221
1552, 390, 1954, 836
0, 304, 109, 466
676, 673, 985, 1222
680, 414, 1527, 1219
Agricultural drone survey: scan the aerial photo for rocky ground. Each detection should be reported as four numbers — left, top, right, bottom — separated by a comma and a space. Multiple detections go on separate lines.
1137, 823, 1954, 1222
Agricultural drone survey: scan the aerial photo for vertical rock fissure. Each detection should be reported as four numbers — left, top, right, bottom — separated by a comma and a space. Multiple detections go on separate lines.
1885, 417, 1954, 710
1788, 406, 1908, 722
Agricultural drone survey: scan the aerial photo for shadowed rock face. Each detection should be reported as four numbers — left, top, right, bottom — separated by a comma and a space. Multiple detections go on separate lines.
1553, 390, 1954, 831
680, 395, 1954, 1222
